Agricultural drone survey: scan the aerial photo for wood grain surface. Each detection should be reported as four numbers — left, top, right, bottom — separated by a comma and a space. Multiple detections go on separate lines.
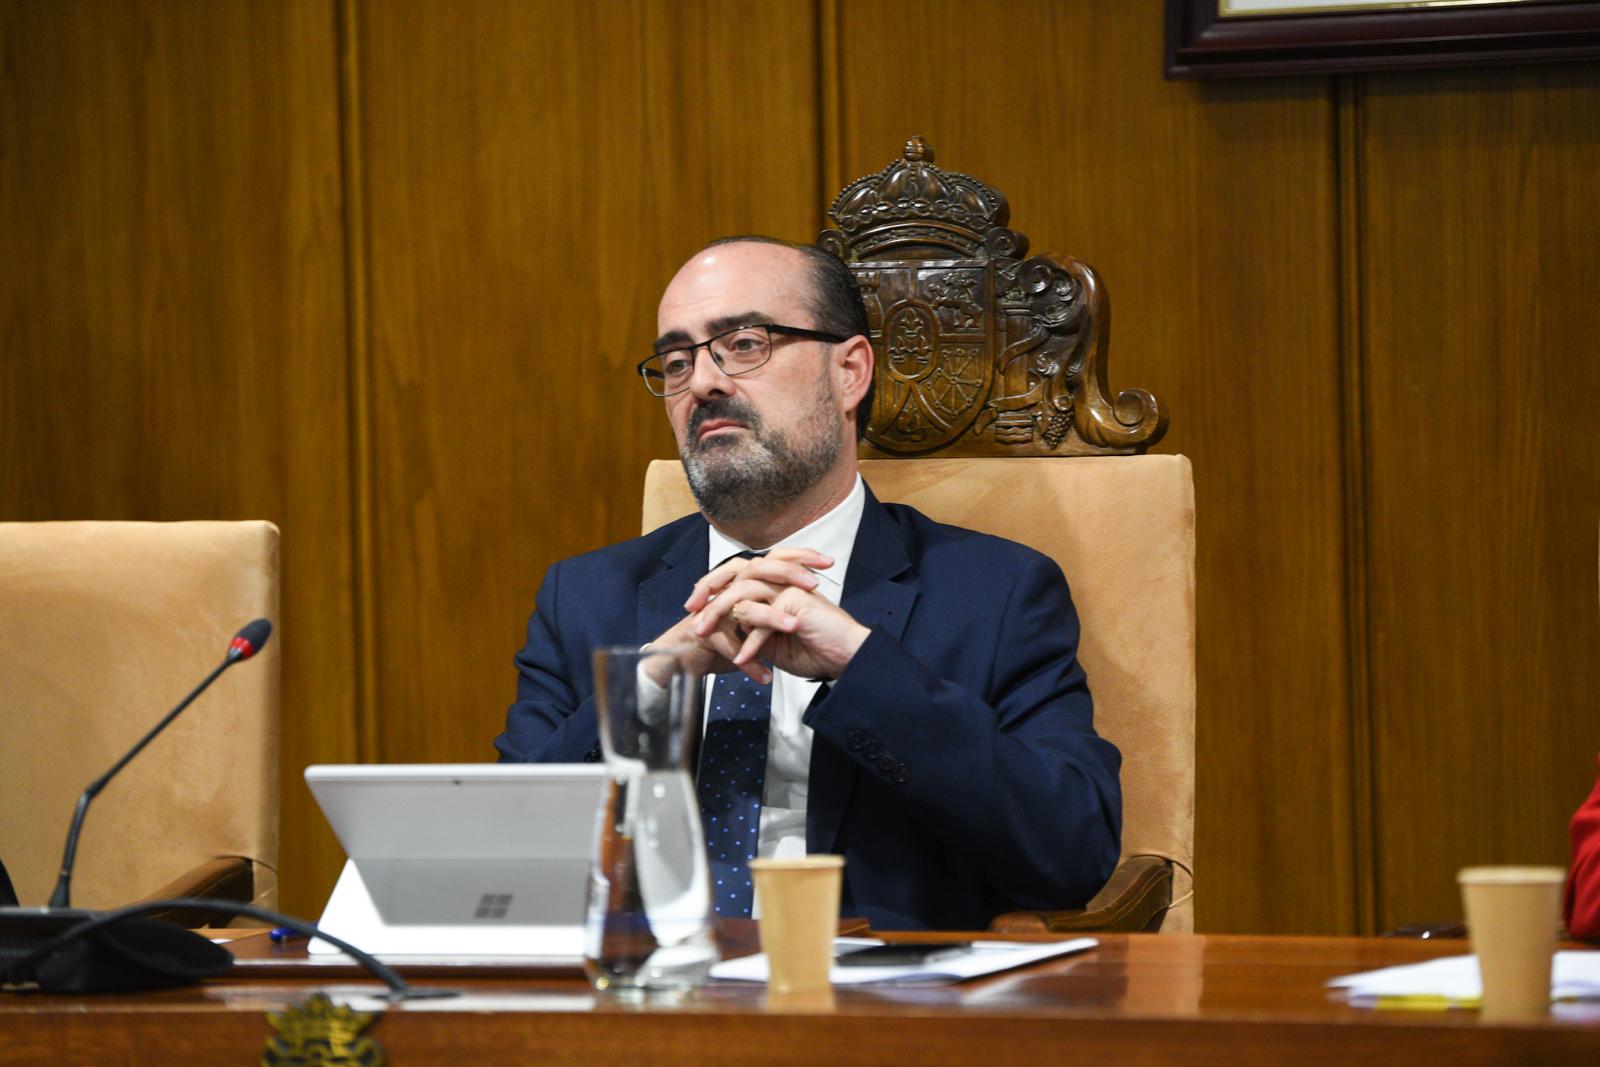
4, 934, 1599, 1066
351, 0, 819, 771
1359, 62, 1600, 933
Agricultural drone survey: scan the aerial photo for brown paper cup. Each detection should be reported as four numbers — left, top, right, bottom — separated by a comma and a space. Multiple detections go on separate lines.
749, 855, 844, 995
1458, 866, 1565, 1021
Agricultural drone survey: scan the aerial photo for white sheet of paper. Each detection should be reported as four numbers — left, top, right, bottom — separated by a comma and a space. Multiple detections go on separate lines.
709, 936, 1097, 986
1327, 950, 1600, 1003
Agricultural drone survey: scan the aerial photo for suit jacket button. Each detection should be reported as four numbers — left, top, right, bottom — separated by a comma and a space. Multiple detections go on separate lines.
847, 729, 867, 752
894, 762, 910, 785
863, 739, 881, 760
876, 753, 896, 774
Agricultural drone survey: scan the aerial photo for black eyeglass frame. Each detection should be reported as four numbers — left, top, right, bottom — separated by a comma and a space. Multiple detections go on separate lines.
636, 323, 850, 397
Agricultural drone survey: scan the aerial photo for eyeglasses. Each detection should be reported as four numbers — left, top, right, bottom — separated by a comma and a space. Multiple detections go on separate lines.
637, 323, 849, 397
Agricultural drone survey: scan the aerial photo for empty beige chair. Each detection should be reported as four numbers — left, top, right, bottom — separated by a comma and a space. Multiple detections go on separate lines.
0, 521, 280, 923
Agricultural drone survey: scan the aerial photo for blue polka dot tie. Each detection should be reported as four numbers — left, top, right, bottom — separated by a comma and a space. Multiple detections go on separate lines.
696, 552, 772, 918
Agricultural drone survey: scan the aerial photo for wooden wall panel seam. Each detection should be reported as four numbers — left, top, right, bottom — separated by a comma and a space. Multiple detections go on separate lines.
818, 0, 845, 209
1335, 73, 1377, 937
336, 0, 380, 765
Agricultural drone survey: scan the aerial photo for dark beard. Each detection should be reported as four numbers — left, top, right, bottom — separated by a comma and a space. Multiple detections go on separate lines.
680, 393, 841, 525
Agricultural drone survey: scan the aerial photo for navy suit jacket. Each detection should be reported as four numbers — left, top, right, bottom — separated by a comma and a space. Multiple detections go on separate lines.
495, 488, 1122, 930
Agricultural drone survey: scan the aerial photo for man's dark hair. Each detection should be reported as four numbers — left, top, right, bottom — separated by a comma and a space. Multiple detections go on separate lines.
706, 235, 875, 440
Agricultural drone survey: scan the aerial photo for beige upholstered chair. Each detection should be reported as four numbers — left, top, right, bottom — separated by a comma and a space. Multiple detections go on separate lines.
644, 458, 1194, 932
645, 139, 1196, 932
0, 521, 280, 924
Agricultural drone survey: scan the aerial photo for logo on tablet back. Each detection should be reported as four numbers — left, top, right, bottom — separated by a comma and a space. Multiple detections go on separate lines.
473, 893, 512, 920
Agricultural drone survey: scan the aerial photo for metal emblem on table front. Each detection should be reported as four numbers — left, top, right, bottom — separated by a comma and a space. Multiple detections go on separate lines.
261, 991, 385, 1067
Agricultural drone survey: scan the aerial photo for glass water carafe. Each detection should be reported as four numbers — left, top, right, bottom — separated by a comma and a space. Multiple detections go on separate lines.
584, 645, 716, 995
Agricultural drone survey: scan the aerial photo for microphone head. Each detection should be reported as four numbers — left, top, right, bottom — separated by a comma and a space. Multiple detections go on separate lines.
227, 618, 273, 662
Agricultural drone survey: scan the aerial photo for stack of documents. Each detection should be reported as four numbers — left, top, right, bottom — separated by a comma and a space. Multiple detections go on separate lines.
1329, 951, 1600, 1008
711, 937, 1097, 986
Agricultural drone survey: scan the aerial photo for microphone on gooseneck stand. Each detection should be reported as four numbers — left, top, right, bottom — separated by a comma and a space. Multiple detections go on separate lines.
0, 620, 274, 993
0, 619, 455, 1000
46, 618, 272, 909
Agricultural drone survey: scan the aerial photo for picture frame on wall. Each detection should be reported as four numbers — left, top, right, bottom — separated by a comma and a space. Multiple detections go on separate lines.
1165, 0, 1600, 78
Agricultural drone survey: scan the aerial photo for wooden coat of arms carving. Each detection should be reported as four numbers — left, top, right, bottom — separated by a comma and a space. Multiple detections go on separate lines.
820, 138, 1166, 457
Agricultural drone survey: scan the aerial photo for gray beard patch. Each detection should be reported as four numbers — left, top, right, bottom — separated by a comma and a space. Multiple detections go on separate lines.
680, 391, 841, 525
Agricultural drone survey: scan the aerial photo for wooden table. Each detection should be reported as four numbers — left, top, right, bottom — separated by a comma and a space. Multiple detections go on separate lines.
3, 932, 1598, 1065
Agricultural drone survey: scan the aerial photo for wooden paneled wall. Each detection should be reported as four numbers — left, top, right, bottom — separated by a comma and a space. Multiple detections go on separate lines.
3, 0, 1596, 933
1358, 66, 1600, 931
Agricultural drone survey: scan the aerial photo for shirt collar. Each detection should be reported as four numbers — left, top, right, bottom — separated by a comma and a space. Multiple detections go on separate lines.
706, 475, 865, 605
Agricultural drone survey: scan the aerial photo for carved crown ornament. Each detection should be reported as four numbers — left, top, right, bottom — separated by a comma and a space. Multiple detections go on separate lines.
819, 137, 1167, 458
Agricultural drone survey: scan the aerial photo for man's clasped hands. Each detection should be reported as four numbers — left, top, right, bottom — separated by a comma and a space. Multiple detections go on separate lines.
654, 548, 870, 686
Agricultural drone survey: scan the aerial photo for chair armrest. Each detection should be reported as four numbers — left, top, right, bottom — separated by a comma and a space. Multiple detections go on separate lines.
136, 856, 256, 927
989, 855, 1173, 934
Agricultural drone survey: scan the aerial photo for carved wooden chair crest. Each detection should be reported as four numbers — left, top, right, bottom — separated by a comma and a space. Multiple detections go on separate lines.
819, 137, 1167, 459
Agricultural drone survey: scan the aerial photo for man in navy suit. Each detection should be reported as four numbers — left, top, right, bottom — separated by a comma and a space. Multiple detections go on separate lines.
496, 237, 1120, 930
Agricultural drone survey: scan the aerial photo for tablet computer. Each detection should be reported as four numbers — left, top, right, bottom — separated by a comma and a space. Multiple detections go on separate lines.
303, 763, 608, 959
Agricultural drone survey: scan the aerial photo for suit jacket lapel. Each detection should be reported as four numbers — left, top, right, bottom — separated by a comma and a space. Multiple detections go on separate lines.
839, 487, 917, 643
636, 517, 709, 647
807, 487, 918, 855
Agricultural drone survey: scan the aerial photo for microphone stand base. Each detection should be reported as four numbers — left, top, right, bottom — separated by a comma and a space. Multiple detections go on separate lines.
0, 906, 231, 993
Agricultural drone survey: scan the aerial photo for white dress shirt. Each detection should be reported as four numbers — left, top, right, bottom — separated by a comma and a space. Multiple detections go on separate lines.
705, 475, 866, 863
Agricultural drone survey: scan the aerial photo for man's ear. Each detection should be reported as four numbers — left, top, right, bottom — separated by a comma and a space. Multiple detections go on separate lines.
834, 335, 874, 419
